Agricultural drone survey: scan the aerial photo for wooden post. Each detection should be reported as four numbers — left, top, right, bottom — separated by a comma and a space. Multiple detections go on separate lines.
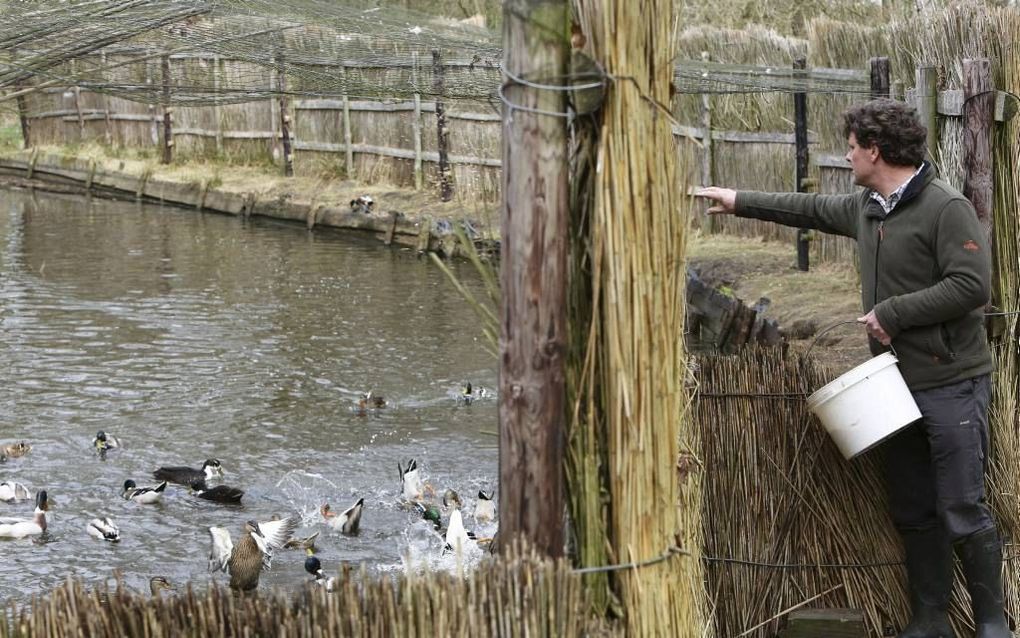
276, 52, 294, 177
71, 59, 85, 140
915, 66, 938, 163
699, 51, 715, 233
432, 49, 453, 201
147, 49, 159, 147
342, 65, 354, 178
411, 52, 424, 190
870, 57, 890, 99
962, 58, 994, 244
161, 54, 172, 164
213, 55, 223, 155
891, 80, 905, 102
793, 57, 810, 272
101, 50, 112, 145
13, 50, 31, 148
270, 60, 280, 166
499, 0, 569, 558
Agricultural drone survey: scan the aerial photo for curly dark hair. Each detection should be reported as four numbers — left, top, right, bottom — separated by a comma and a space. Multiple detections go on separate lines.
842, 98, 928, 167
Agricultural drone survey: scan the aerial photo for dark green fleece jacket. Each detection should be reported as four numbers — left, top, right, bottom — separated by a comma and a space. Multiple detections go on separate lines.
735, 165, 993, 390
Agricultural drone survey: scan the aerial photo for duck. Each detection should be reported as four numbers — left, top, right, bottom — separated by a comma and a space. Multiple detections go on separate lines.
444, 508, 474, 554
415, 502, 442, 530
1, 442, 31, 459
399, 459, 423, 501
442, 489, 462, 510
283, 530, 320, 551
93, 431, 121, 456
304, 553, 336, 591
208, 517, 298, 591
189, 479, 244, 504
355, 392, 387, 415
87, 517, 120, 542
320, 497, 364, 535
0, 481, 31, 503
149, 576, 175, 598
474, 490, 496, 524
152, 459, 223, 485
122, 479, 167, 504
0, 490, 48, 538
459, 382, 491, 404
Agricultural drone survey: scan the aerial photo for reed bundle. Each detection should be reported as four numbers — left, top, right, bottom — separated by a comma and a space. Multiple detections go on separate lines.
694, 349, 910, 637
569, 1, 706, 634
0, 547, 611, 638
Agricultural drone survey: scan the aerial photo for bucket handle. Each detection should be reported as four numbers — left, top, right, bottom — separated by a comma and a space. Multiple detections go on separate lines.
804, 319, 899, 363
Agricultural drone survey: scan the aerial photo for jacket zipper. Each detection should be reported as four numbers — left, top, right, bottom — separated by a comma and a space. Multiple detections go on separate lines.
874, 220, 883, 306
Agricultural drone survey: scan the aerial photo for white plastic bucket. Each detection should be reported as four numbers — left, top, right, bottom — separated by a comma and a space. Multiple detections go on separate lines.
807, 352, 921, 459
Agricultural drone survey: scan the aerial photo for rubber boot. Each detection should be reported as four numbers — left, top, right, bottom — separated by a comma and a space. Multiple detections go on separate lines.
957, 528, 1012, 638
898, 528, 957, 638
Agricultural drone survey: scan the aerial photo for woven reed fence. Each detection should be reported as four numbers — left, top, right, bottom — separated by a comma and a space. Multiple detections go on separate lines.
0, 549, 616, 638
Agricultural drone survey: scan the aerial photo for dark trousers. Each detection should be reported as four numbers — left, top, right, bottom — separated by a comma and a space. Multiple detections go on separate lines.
882, 374, 995, 542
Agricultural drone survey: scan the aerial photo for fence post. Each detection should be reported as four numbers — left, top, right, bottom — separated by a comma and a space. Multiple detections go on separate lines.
100, 50, 112, 145
342, 65, 354, 178
147, 49, 159, 147
213, 54, 223, 155
161, 53, 173, 164
870, 57, 890, 99
500, 0, 568, 558
276, 51, 294, 177
891, 80, 904, 102
915, 66, 938, 163
699, 51, 715, 232
411, 52, 424, 190
13, 49, 31, 148
71, 59, 85, 140
432, 49, 453, 201
793, 57, 810, 272
962, 58, 994, 245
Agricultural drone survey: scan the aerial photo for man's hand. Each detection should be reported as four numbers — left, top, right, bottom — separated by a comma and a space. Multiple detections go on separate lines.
857, 310, 891, 346
694, 187, 737, 215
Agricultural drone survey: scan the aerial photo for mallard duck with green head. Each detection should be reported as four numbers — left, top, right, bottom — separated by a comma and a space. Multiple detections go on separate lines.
415, 502, 442, 530
123, 480, 167, 504
0, 490, 49, 538
87, 517, 120, 542
320, 497, 363, 535
304, 552, 336, 592
153, 459, 223, 485
208, 517, 299, 591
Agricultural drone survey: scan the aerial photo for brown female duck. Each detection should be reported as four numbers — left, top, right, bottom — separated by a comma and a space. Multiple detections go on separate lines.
208, 517, 298, 591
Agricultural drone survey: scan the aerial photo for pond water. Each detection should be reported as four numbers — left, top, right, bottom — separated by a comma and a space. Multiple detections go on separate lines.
0, 186, 499, 601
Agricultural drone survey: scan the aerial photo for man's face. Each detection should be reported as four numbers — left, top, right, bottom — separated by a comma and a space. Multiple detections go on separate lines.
845, 133, 876, 188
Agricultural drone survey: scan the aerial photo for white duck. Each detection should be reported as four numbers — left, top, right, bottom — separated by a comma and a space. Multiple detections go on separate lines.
320, 498, 364, 535
0, 481, 31, 503
445, 508, 473, 554
0, 490, 49, 538
209, 517, 298, 591
87, 517, 120, 542
123, 479, 167, 504
399, 459, 423, 501
474, 490, 496, 524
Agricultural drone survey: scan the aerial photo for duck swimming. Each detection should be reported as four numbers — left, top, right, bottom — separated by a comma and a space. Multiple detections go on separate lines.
123, 480, 167, 504
87, 517, 120, 542
190, 479, 244, 504
0, 481, 31, 503
149, 576, 175, 597
283, 530, 319, 551
0, 490, 48, 538
1, 442, 31, 459
153, 459, 223, 485
304, 554, 336, 592
93, 431, 121, 456
474, 490, 496, 524
355, 392, 387, 416
442, 489, 462, 510
399, 459, 423, 501
320, 498, 364, 535
209, 517, 298, 591
415, 502, 442, 530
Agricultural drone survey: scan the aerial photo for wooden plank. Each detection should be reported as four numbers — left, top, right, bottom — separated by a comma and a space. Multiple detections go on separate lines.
671, 124, 817, 145
814, 154, 850, 169
291, 140, 500, 167
779, 608, 867, 638
676, 59, 869, 83
173, 128, 278, 139
962, 58, 994, 244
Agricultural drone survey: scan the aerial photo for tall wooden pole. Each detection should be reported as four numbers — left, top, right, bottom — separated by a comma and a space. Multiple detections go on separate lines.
276, 51, 294, 177
870, 57, 890, 99
432, 49, 453, 202
962, 58, 994, 243
499, 0, 569, 557
161, 54, 173, 165
793, 57, 810, 272
916, 66, 939, 163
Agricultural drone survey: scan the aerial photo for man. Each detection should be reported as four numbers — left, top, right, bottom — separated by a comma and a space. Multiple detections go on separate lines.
697, 98, 1008, 638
